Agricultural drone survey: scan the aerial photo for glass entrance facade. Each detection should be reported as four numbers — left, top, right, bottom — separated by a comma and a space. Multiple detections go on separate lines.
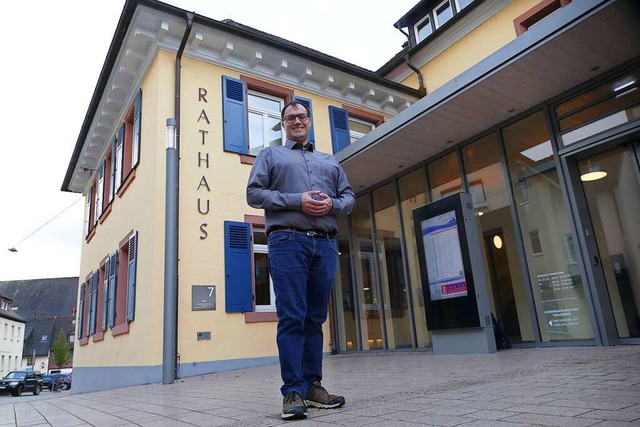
578, 146, 640, 340
332, 64, 640, 350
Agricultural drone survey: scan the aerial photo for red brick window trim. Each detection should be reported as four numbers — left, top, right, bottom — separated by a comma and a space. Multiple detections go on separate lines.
240, 75, 294, 101
513, 0, 572, 36
342, 105, 385, 127
240, 154, 255, 165
245, 312, 278, 323
244, 214, 265, 227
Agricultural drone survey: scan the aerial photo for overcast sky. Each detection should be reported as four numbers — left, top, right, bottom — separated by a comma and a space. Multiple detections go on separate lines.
0, 0, 417, 281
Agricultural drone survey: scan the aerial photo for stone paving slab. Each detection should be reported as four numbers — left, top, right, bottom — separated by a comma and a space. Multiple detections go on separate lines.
1, 346, 639, 426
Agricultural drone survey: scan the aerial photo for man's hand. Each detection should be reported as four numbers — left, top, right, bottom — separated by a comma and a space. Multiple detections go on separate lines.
301, 191, 333, 216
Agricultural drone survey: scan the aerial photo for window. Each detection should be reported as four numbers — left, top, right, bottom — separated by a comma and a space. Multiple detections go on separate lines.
529, 230, 543, 255
113, 231, 138, 336
556, 68, 640, 146
87, 270, 98, 337
248, 91, 284, 156
415, 14, 433, 43
17, 326, 20, 341
113, 89, 142, 194
513, 0, 572, 36
411, 0, 475, 45
456, 0, 473, 10
434, 0, 454, 28
40, 334, 47, 341
95, 162, 104, 222
85, 184, 95, 237
349, 117, 376, 144
11, 325, 14, 340
224, 219, 278, 322
222, 75, 315, 159
114, 127, 124, 191
330, 105, 384, 153
253, 228, 276, 312
105, 149, 114, 205
69, 333, 75, 343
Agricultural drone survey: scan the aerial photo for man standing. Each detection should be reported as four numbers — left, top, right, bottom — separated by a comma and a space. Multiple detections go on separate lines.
247, 101, 355, 420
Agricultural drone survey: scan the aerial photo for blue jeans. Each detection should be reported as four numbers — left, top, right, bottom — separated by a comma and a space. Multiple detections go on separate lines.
268, 231, 338, 397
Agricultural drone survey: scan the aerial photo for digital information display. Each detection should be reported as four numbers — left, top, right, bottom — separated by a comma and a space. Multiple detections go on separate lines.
413, 192, 482, 331
421, 210, 468, 301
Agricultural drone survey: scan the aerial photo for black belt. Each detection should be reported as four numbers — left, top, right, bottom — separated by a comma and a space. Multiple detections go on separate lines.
269, 227, 335, 238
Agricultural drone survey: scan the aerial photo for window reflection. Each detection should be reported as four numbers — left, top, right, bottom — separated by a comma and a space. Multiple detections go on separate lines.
373, 182, 412, 349
429, 151, 462, 201
462, 133, 533, 343
503, 111, 593, 341
398, 168, 431, 347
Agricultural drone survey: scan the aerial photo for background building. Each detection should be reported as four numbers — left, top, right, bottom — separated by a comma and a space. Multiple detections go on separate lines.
0, 294, 26, 377
63, 0, 640, 393
0, 277, 78, 374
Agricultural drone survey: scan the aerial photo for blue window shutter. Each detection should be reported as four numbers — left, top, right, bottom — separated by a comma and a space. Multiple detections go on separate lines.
107, 251, 118, 328
90, 271, 98, 336
224, 221, 253, 312
292, 96, 315, 143
102, 258, 109, 331
86, 187, 93, 234
329, 106, 350, 154
110, 136, 116, 201
86, 276, 93, 337
78, 284, 85, 339
222, 76, 248, 154
133, 89, 142, 167
126, 231, 138, 322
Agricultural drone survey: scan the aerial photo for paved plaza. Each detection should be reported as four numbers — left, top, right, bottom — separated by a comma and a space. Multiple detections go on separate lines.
1, 346, 639, 426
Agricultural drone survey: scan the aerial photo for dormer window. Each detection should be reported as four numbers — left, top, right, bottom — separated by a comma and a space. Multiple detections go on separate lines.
434, 1, 453, 28
415, 15, 433, 42
408, 0, 478, 45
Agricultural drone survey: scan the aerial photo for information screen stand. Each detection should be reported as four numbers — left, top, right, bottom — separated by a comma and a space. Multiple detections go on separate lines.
413, 192, 496, 354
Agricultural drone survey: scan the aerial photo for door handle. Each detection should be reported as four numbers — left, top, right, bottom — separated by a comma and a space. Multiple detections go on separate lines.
593, 255, 600, 265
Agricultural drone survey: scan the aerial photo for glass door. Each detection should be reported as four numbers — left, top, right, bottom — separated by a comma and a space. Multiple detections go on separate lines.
577, 144, 640, 340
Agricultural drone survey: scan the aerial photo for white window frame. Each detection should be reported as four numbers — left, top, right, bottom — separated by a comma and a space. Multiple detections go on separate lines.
253, 243, 276, 312
414, 13, 433, 43
434, 0, 454, 28
247, 91, 284, 156
455, 0, 473, 11
349, 117, 376, 144
115, 137, 123, 191
95, 163, 104, 222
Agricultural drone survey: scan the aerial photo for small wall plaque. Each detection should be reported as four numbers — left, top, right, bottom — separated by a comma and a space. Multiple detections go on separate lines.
192, 285, 216, 311
197, 331, 211, 340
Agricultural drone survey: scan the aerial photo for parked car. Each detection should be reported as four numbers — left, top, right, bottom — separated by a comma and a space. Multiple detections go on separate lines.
42, 373, 72, 391
0, 371, 43, 396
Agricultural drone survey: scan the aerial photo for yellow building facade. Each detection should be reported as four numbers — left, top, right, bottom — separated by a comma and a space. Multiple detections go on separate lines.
64, 0, 640, 393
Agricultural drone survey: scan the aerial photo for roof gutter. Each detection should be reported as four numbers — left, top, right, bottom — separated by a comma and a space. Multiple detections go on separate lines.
403, 54, 427, 96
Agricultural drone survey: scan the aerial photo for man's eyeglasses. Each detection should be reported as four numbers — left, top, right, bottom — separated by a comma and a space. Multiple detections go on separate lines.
283, 113, 310, 123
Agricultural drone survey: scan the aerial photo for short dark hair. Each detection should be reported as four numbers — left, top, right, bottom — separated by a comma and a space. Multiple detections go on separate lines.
281, 101, 310, 120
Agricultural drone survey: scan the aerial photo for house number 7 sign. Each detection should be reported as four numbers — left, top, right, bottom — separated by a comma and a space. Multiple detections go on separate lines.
192, 285, 216, 310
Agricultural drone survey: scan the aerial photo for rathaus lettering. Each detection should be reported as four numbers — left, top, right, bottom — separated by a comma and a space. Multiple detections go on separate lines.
197, 87, 210, 240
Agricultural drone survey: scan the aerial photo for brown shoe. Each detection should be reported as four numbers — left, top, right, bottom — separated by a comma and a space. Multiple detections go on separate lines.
282, 391, 307, 420
304, 381, 345, 409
